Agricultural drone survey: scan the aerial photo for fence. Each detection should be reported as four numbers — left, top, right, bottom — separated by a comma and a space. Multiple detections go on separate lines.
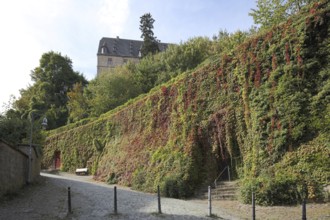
64, 184, 310, 219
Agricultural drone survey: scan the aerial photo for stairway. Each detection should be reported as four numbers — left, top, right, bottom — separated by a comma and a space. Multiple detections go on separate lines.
197, 181, 238, 200
213, 181, 238, 200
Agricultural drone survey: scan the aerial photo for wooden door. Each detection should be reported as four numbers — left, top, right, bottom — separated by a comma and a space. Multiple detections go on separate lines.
54, 151, 61, 169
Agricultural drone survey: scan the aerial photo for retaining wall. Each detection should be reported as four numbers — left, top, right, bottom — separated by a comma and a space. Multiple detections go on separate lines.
0, 139, 41, 197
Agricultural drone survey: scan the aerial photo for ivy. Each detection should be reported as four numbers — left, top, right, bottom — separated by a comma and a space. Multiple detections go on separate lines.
42, 1, 330, 205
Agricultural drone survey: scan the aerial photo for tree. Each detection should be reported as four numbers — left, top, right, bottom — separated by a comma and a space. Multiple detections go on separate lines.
87, 64, 142, 116
162, 37, 213, 76
30, 51, 87, 105
15, 51, 88, 129
134, 54, 165, 93
139, 13, 160, 57
67, 82, 90, 123
0, 109, 28, 145
249, 0, 317, 29
133, 37, 215, 92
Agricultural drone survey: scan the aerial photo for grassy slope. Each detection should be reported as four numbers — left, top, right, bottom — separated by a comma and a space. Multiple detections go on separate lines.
43, 2, 330, 203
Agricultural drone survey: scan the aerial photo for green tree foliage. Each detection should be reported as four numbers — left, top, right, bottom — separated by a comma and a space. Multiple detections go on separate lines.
249, 0, 317, 29
161, 37, 213, 78
15, 51, 87, 129
213, 30, 250, 55
0, 110, 28, 145
249, 0, 287, 29
67, 82, 89, 123
139, 13, 160, 57
0, 108, 48, 146
134, 54, 165, 93
87, 64, 142, 116
134, 37, 214, 93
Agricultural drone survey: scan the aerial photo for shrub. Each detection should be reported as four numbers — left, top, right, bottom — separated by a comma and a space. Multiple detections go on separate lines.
107, 173, 118, 184
160, 174, 189, 198
240, 138, 330, 205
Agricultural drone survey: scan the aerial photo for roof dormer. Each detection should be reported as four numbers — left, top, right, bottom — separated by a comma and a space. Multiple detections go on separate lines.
100, 42, 108, 54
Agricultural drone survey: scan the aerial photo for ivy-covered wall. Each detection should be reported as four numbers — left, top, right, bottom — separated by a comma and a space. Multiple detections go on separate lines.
43, 1, 330, 204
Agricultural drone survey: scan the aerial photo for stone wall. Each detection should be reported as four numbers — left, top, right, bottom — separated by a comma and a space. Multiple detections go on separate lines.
97, 55, 140, 75
0, 140, 41, 197
18, 144, 41, 183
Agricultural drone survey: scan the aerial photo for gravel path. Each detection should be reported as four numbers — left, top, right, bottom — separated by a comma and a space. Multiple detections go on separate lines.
0, 172, 329, 220
0, 172, 237, 220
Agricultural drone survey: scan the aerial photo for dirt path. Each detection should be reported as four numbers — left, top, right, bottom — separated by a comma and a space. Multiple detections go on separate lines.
0, 172, 329, 220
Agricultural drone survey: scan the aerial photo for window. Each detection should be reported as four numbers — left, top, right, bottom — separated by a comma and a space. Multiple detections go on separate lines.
101, 47, 107, 54
107, 58, 113, 65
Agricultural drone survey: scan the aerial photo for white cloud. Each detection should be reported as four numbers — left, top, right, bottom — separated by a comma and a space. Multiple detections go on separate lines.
97, 0, 130, 36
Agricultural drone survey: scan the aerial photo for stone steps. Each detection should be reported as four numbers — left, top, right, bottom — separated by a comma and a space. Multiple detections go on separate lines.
197, 181, 238, 200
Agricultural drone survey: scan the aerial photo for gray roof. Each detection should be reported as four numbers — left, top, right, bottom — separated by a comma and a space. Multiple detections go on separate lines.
97, 37, 170, 58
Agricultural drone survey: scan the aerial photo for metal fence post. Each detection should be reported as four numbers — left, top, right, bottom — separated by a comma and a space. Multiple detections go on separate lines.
157, 185, 162, 214
114, 186, 117, 214
227, 166, 231, 181
68, 187, 72, 213
208, 186, 212, 216
302, 199, 307, 220
252, 192, 255, 220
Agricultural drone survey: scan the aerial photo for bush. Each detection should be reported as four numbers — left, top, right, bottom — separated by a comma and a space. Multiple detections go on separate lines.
160, 174, 189, 198
240, 139, 330, 205
131, 168, 146, 191
107, 173, 118, 184
240, 175, 301, 205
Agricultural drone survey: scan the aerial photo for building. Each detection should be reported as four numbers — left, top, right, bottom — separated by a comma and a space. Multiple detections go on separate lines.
97, 36, 170, 75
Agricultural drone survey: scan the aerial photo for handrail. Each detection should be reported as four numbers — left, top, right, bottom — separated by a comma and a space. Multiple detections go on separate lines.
214, 166, 230, 187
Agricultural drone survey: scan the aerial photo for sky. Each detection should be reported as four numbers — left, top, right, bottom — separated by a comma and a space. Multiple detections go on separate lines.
0, 0, 256, 113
